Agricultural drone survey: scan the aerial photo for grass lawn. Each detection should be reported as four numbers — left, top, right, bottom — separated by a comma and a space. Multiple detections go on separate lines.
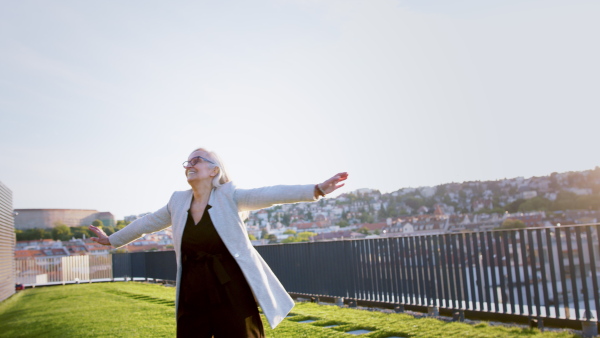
0, 282, 580, 337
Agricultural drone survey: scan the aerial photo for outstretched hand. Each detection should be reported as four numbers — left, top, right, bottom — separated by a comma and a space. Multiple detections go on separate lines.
318, 172, 349, 195
88, 225, 111, 246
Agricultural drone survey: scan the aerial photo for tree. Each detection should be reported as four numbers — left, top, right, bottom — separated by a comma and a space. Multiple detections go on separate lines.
248, 234, 257, 241
281, 236, 300, 243
51, 223, 72, 241
518, 197, 551, 212
91, 219, 103, 228
377, 206, 388, 220
336, 220, 349, 227
281, 214, 291, 226
71, 226, 93, 239
435, 184, 447, 197
386, 204, 399, 218
16, 228, 52, 241
505, 199, 525, 213
103, 226, 116, 236
549, 172, 560, 190
297, 231, 317, 241
359, 213, 374, 224
357, 227, 370, 235
281, 231, 316, 243
474, 207, 505, 215
283, 229, 297, 235
116, 220, 130, 230
498, 219, 526, 230
551, 191, 578, 210
404, 196, 424, 210
305, 211, 313, 222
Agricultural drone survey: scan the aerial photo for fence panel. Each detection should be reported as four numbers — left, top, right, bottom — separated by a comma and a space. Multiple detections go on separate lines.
144, 251, 176, 281
15, 254, 112, 285
256, 224, 599, 322
90, 254, 112, 280
112, 253, 132, 279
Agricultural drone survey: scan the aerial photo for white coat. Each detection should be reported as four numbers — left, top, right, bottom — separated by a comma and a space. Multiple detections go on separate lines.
108, 181, 317, 329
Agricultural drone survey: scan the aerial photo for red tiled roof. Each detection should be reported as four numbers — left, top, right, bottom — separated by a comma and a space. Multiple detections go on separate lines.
359, 222, 387, 231
124, 244, 166, 253
290, 221, 328, 229
88, 246, 109, 251
15, 250, 45, 259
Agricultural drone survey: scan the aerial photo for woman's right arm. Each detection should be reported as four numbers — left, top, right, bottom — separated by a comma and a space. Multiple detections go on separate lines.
89, 204, 171, 248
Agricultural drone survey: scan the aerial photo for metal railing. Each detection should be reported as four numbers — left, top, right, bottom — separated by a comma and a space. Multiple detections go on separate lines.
13, 224, 599, 327
112, 251, 176, 282
15, 254, 112, 285
257, 224, 600, 323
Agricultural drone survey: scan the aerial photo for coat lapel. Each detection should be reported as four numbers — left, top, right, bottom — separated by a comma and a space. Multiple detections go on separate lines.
174, 190, 193, 256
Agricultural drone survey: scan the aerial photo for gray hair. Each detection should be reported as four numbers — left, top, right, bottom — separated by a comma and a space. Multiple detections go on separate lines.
192, 148, 230, 188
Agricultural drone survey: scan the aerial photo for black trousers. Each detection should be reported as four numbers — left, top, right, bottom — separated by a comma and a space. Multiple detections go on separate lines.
177, 303, 265, 338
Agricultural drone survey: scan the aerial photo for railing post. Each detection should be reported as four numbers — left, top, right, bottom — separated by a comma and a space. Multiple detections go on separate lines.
528, 317, 543, 331
581, 321, 598, 338
427, 306, 439, 316
452, 310, 465, 322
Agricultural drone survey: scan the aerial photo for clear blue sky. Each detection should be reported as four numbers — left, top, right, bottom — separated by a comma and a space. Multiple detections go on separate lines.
1, 0, 598, 220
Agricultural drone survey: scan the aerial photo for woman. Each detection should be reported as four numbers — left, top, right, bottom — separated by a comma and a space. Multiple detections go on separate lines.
89, 148, 348, 337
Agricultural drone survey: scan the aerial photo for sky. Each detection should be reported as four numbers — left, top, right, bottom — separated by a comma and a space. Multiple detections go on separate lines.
1, 0, 599, 220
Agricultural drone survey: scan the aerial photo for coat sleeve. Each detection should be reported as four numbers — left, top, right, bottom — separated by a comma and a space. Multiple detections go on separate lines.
108, 201, 172, 249
233, 184, 317, 212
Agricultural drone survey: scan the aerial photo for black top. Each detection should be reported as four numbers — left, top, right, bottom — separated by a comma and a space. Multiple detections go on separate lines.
179, 205, 256, 314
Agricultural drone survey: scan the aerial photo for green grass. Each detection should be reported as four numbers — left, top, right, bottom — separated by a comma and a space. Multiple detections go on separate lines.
0, 283, 175, 337
0, 283, 579, 337
276, 304, 578, 338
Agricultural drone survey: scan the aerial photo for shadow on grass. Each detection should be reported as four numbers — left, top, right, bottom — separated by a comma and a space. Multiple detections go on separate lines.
104, 289, 175, 307
286, 314, 321, 323
313, 319, 347, 327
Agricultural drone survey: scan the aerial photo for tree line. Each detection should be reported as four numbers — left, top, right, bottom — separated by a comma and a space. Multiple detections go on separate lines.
15, 220, 130, 242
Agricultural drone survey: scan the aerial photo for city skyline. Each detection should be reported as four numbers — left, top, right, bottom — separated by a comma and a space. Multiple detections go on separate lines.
1, 0, 599, 220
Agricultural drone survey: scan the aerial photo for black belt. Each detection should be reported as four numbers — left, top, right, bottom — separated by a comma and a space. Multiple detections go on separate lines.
182, 251, 232, 305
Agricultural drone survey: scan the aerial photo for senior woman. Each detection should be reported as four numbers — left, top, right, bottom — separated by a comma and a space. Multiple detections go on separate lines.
89, 148, 348, 337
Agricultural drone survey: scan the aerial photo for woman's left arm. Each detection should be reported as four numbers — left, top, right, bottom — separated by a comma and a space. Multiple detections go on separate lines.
235, 172, 348, 212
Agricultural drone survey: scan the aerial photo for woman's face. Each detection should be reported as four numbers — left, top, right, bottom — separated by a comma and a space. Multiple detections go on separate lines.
184, 150, 217, 184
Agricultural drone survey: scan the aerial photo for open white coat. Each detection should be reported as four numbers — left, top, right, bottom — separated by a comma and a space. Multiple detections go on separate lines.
108, 182, 317, 329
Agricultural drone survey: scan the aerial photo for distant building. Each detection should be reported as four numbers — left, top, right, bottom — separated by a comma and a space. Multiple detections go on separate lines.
520, 191, 538, 199
124, 212, 151, 223
359, 222, 387, 232
354, 188, 375, 195
313, 230, 365, 241
15, 239, 62, 250
0, 181, 15, 303
503, 211, 545, 227
565, 187, 592, 196
13, 209, 115, 229
419, 186, 437, 198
